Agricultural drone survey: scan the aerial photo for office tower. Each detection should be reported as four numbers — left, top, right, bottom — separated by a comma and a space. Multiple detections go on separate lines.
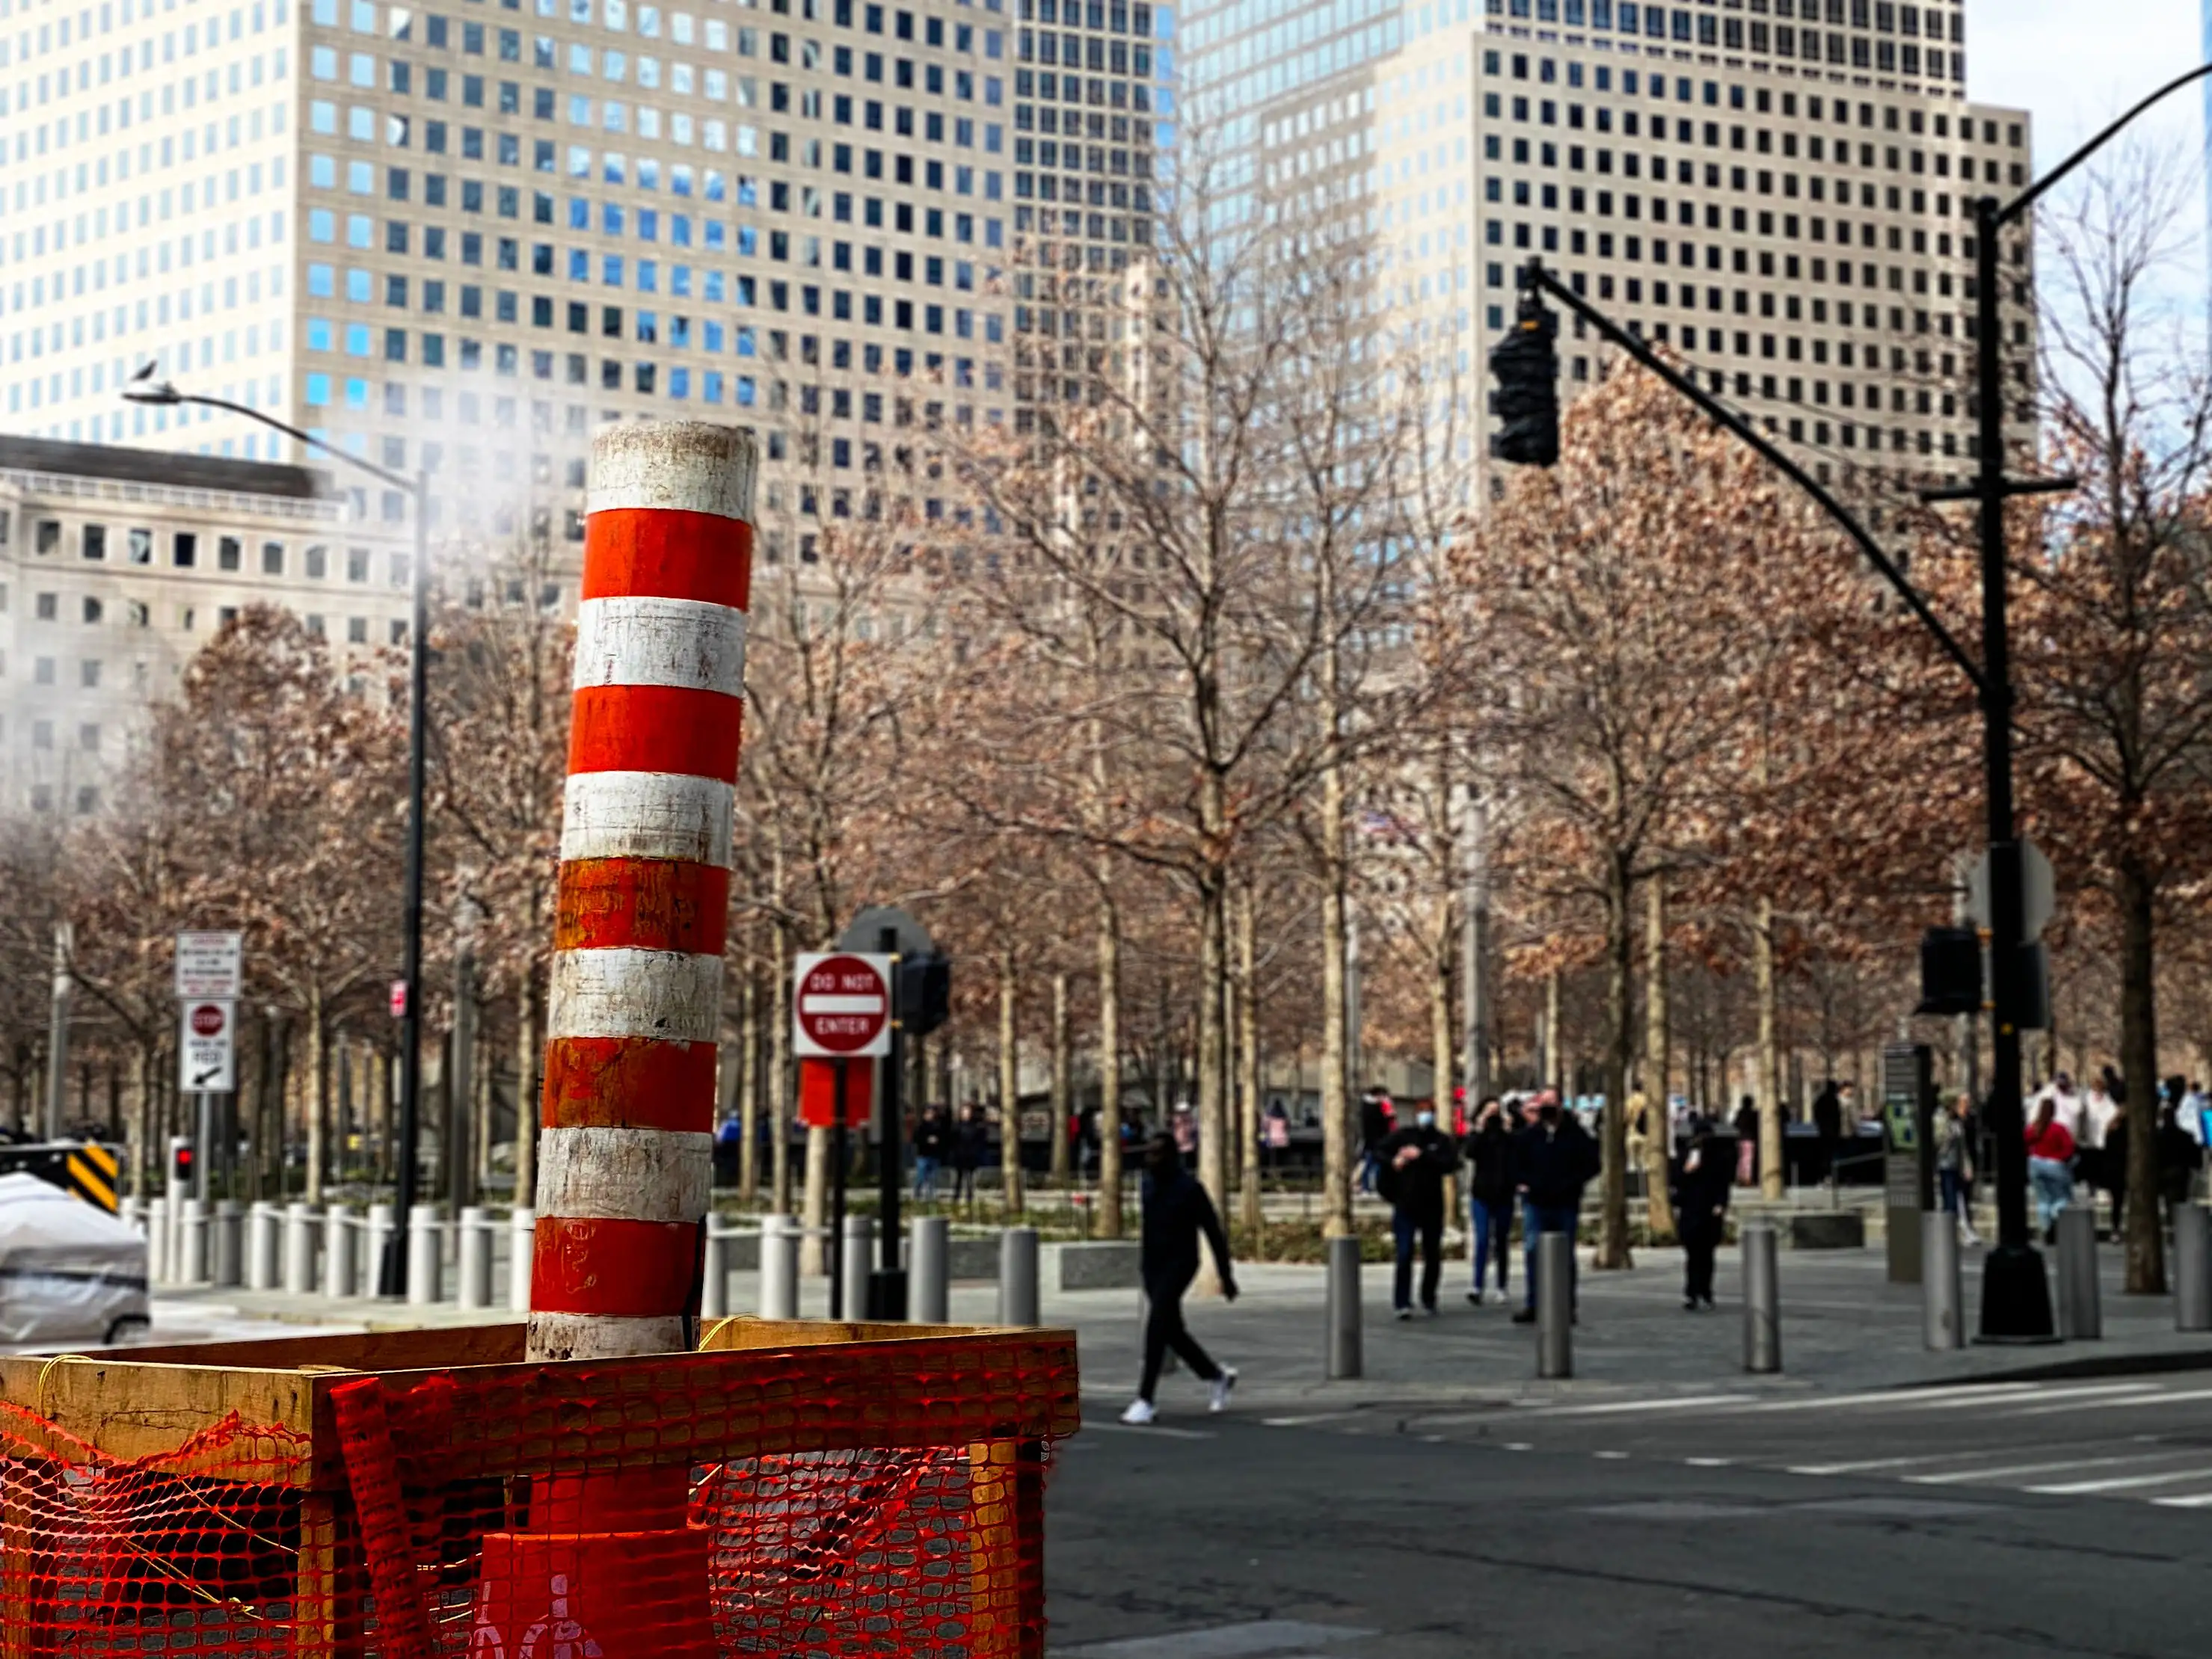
1, 0, 1174, 550
1188, 0, 2035, 495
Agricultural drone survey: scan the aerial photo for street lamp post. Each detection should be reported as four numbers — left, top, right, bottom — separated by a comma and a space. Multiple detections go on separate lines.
123, 374, 433, 1298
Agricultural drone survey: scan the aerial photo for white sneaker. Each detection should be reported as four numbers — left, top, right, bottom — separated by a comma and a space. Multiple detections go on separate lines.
1119, 1397, 1156, 1426
1208, 1368, 1238, 1414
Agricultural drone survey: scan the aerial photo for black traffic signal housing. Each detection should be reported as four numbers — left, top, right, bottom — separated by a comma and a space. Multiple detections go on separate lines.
897, 953, 952, 1037
1490, 285, 1561, 467
170, 1137, 195, 1186
1915, 926, 1983, 1017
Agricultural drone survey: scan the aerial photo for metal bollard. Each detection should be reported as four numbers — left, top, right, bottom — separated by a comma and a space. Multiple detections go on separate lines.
701, 1219, 731, 1320
458, 1205, 493, 1310
998, 1226, 1040, 1328
838, 1215, 875, 1322
283, 1203, 320, 1296
122, 1195, 146, 1235
1922, 1210, 1964, 1350
146, 1194, 170, 1285
1327, 1234, 1363, 1380
1742, 1222, 1781, 1373
406, 1204, 443, 1305
2056, 1204, 2101, 1340
1536, 1230, 1573, 1379
246, 1202, 280, 1290
2177, 1204, 2212, 1332
909, 1216, 950, 1324
325, 1208, 358, 1299
759, 1214, 799, 1320
212, 1200, 244, 1287
509, 1207, 535, 1312
179, 1198, 209, 1286
365, 1203, 396, 1296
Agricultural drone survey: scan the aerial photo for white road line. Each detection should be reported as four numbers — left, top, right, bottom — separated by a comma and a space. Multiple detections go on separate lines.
1594, 1450, 1631, 1460
1905, 1453, 2176, 1486
1903, 1382, 2178, 1412
1516, 1393, 1754, 1419
2004, 1388, 2170, 1418
1788, 1453, 1990, 1476
1733, 1382, 2039, 1415
2027, 1466, 2212, 1495
2152, 1492, 2212, 1509
2009, 1385, 2212, 1417
1684, 1456, 1735, 1468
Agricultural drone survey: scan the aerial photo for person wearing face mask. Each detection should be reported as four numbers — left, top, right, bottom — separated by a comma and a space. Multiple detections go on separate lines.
1120, 1133, 1239, 1426
1377, 1099, 1460, 1319
1511, 1089, 1600, 1326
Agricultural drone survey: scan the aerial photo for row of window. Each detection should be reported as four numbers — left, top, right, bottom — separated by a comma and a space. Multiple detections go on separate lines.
5, 0, 287, 68
12, 519, 382, 580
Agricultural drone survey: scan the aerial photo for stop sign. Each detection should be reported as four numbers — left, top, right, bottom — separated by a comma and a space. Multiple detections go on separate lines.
792, 952, 893, 1058
188, 1003, 227, 1038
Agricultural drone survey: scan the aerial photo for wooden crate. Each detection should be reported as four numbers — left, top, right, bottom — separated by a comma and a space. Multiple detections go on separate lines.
0, 1320, 1078, 1658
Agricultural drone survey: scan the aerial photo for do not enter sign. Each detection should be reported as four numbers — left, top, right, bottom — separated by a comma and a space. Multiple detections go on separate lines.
793, 952, 893, 1058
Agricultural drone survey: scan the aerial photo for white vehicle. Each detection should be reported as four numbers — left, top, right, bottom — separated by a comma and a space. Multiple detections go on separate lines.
0, 1172, 150, 1347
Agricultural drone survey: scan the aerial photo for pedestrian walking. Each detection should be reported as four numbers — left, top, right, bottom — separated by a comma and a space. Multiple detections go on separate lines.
1120, 1133, 1238, 1426
2158, 1095, 2201, 1226
1935, 1092, 1981, 1246
1812, 1080, 1843, 1188
1358, 1089, 1393, 1195
1511, 1091, 1600, 1326
1732, 1095, 1760, 1187
1377, 1101, 1458, 1318
913, 1104, 950, 1201
2025, 1095, 2076, 1240
1668, 1114, 1731, 1311
1263, 1101, 1291, 1176
951, 1103, 985, 1207
1463, 1096, 1515, 1305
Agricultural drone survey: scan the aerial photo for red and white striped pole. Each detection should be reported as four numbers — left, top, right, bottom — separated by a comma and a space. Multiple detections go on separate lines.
531, 419, 755, 1365
470, 424, 753, 1658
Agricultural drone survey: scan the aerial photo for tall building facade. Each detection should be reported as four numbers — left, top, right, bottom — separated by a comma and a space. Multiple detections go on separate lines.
1189, 0, 2033, 496
1, 0, 1175, 550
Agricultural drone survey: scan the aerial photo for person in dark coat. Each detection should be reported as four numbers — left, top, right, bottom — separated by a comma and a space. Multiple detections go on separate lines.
2158, 1095, 2201, 1228
951, 1104, 986, 1207
1669, 1115, 1733, 1311
1358, 1089, 1393, 1194
1732, 1095, 1760, 1187
1811, 1080, 1843, 1187
1377, 1101, 1460, 1317
1121, 1133, 1238, 1426
1511, 1092, 1600, 1325
912, 1104, 951, 1201
1463, 1097, 1515, 1305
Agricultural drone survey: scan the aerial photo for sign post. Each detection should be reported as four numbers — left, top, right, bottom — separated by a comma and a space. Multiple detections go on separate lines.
793, 952, 892, 1319
176, 933, 242, 1204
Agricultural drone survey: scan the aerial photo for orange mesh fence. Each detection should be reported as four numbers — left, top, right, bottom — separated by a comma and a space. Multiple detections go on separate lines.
0, 1323, 1075, 1658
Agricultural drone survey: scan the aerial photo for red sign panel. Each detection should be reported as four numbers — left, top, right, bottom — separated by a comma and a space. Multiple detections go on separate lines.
793, 952, 891, 1057
188, 1003, 227, 1038
797, 1056, 874, 1128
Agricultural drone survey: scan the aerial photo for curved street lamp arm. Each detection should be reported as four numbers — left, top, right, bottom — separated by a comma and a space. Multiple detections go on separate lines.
157, 390, 417, 496
1997, 61, 2212, 228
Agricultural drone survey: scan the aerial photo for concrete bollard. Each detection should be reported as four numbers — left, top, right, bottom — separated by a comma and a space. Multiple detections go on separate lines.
998, 1226, 1040, 1328
179, 1198, 209, 1286
1327, 1234, 1362, 1380
122, 1195, 145, 1236
759, 1214, 799, 1320
283, 1203, 320, 1297
1923, 1210, 1964, 1350
1743, 1222, 1782, 1373
2177, 1204, 2212, 1332
2056, 1204, 2101, 1340
325, 1207, 358, 1299
247, 1202, 280, 1290
458, 1206, 493, 1310
212, 1200, 244, 1287
146, 1194, 170, 1285
838, 1215, 875, 1323
1536, 1231, 1573, 1379
365, 1203, 396, 1297
908, 1216, 950, 1324
509, 1207, 535, 1312
406, 1203, 443, 1305
701, 1219, 732, 1320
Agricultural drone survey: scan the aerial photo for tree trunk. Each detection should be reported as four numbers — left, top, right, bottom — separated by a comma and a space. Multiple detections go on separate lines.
1193, 872, 1229, 1291
1428, 874, 1457, 1239
1237, 881, 1263, 1235
1545, 971, 1563, 1092
799, 1123, 829, 1277
2119, 854, 2166, 1294
771, 924, 794, 1216
1049, 972, 1072, 1189
304, 990, 326, 1204
737, 961, 760, 1203
1643, 879, 1677, 1241
998, 944, 1024, 1215
133, 1041, 156, 1198
1319, 808, 1353, 1240
1096, 885, 1125, 1239
1596, 855, 1635, 1269
514, 973, 538, 1211
1756, 899, 1785, 1201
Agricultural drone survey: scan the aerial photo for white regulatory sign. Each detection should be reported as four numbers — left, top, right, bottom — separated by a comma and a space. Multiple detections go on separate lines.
179, 1000, 236, 1093
174, 931, 245, 1000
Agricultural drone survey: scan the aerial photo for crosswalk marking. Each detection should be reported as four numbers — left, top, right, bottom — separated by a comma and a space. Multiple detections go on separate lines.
2012, 1385, 2212, 1416
1903, 1452, 2177, 1486
1516, 1393, 1752, 1419
2153, 1492, 2212, 1509
2027, 1466, 2212, 1495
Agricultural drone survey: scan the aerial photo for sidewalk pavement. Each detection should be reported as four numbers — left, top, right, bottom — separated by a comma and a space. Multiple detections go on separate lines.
133, 1231, 2212, 1411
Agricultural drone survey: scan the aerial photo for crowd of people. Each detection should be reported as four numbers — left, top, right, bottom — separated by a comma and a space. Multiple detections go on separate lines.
2006, 1071, 2208, 1243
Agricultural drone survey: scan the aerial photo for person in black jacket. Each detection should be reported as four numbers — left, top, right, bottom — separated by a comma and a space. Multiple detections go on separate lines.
1378, 1101, 1460, 1317
1358, 1089, 1393, 1194
1122, 1133, 1238, 1426
1463, 1098, 1515, 1306
912, 1104, 951, 1201
1670, 1115, 1732, 1311
1511, 1092, 1600, 1325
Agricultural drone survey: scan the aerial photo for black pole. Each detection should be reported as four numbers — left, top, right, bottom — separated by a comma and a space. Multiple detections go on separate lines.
872, 926, 907, 1318
1973, 198, 2053, 1340
379, 473, 432, 1297
829, 1059, 850, 1320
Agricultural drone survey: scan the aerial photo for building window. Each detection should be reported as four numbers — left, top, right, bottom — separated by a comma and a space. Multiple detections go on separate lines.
173, 532, 199, 568
218, 537, 243, 571
82, 526, 108, 561
262, 541, 286, 575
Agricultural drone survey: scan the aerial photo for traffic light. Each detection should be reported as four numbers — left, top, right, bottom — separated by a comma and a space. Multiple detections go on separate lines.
1490, 285, 1561, 467
897, 954, 952, 1037
1914, 926, 1982, 1016
168, 1136, 195, 1188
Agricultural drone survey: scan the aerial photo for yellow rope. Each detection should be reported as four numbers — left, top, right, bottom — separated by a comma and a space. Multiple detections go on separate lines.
32, 1353, 92, 1423
698, 1315, 757, 1350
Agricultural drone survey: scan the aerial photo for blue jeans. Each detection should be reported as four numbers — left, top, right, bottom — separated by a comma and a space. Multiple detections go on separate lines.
1939, 1168, 1970, 1218
1470, 1196, 1512, 1291
913, 1156, 941, 1201
2029, 1157, 2073, 1232
1523, 1200, 1579, 1312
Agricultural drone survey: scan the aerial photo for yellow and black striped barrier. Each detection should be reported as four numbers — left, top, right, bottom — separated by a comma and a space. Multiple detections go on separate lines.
64, 1142, 120, 1213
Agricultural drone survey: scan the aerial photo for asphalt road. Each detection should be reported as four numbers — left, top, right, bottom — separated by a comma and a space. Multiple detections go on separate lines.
1046, 1373, 2212, 1658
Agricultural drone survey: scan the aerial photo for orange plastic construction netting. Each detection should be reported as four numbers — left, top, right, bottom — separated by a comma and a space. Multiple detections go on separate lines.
0, 1329, 1073, 1658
